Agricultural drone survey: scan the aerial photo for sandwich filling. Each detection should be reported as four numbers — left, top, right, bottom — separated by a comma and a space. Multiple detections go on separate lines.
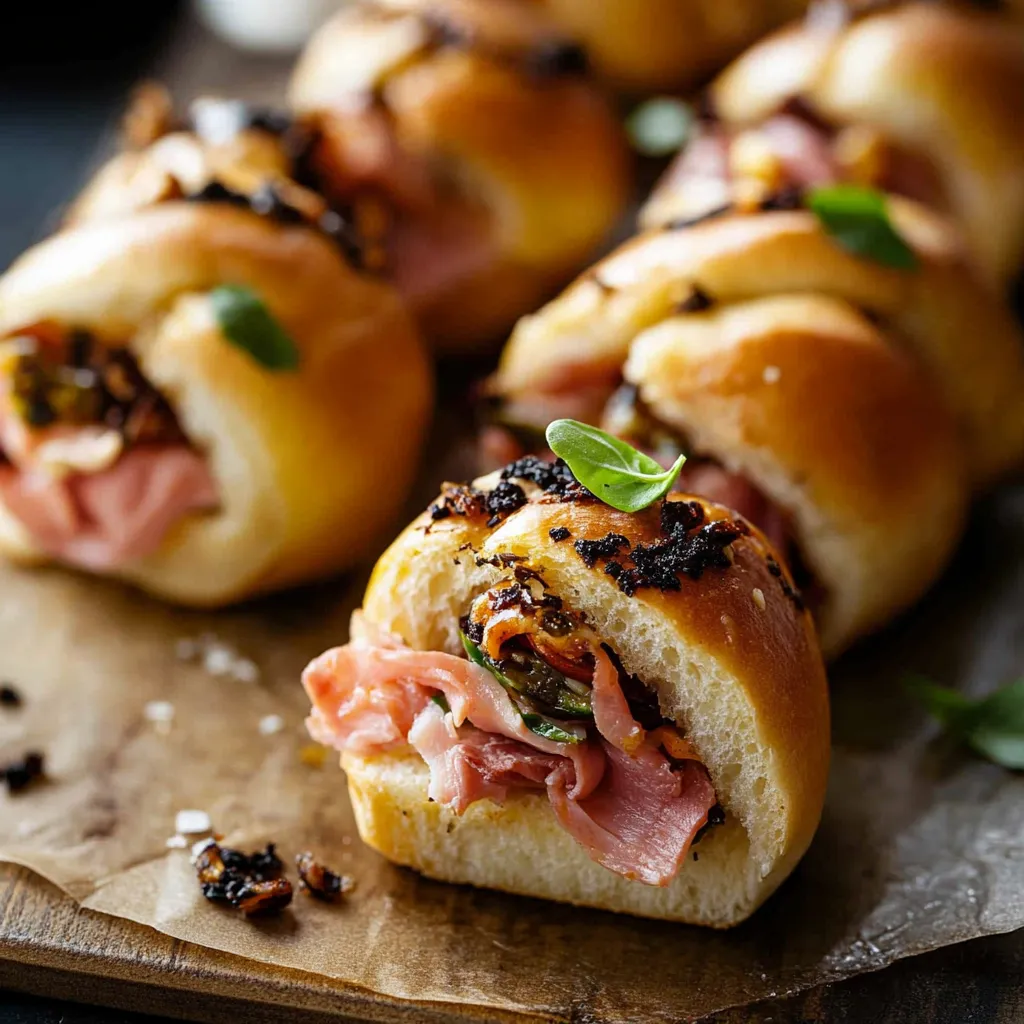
484, 386, 810, 601
650, 102, 945, 224
0, 322, 218, 569
304, 592, 721, 886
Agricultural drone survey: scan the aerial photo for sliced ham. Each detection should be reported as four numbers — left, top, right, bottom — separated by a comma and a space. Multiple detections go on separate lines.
0, 444, 217, 570
303, 635, 605, 800
550, 745, 716, 885
757, 114, 838, 188
303, 624, 719, 886
311, 109, 498, 315
590, 645, 645, 755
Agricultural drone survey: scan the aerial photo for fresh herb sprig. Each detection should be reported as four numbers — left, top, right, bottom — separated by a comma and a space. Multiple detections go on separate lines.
210, 285, 301, 371
807, 185, 918, 270
906, 675, 1024, 769
546, 419, 685, 513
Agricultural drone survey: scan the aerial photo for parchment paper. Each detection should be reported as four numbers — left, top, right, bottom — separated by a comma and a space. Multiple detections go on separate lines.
0, 447, 1022, 1022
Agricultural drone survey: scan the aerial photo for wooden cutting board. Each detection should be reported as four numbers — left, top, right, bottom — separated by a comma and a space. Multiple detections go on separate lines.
3, 860, 1023, 1024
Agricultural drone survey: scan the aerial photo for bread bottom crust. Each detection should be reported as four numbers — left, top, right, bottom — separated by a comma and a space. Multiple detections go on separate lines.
343, 749, 783, 928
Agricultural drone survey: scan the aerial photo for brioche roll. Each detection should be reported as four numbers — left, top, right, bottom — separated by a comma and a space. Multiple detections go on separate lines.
306, 475, 829, 926
617, 293, 965, 655
0, 204, 432, 605
495, 205, 1024, 492
648, 2, 1024, 286
289, 0, 631, 352
538, 0, 807, 93
487, 206, 1010, 653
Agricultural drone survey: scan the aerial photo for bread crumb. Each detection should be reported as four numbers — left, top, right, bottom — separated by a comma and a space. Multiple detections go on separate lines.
752, 587, 766, 611
762, 365, 781, 384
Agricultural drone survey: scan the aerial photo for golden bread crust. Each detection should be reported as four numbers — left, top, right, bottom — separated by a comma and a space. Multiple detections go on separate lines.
711, 3, 1024, 285
539, 0, 807, 92
356, 484, 830, 923
0, 204, 433, 605
289, 0, 631, 352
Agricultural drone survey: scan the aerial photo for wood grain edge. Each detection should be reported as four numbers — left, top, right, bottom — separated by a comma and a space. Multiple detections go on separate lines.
0, 866, 557, 1024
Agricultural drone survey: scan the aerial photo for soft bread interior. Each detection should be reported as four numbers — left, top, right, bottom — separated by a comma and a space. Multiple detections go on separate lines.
344, 748, 756, 927
362, 494, 830, 924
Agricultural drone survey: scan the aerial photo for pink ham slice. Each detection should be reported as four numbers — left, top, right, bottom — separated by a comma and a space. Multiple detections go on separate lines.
304, 633, 606, 800
549, 745, 716, 885
302, 624, 719, 886
590, 645, 645, 755
0, 445, 217, 570
313, 110, 498, 317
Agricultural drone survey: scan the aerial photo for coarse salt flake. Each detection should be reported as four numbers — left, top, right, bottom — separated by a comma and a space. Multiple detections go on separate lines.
175, 809, 212, 836
762, 365, 781, 384
259, 714, 284, 736
144, 701, 175, 724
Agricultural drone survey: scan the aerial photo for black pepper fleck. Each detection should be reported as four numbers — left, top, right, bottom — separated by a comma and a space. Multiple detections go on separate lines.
525, 39, 589, 77
766, 555, 805, 611
549, 527, 571, 542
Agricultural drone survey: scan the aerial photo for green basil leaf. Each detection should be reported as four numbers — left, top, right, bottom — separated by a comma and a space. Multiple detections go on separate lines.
546, 418, 685, 513
626, 97, 694, 157
807, 185, 918, 270
430, 693, 451, 713
460, 629, 586, 744
906, 676, 1024, 770
210, 285, 300, 371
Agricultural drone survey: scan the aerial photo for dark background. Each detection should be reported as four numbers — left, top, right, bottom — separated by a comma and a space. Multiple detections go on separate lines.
0, 4, 1021, 1022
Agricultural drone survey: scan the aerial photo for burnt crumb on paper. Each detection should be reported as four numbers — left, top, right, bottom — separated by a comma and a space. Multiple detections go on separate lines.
0, 684, 22, 708
296, 851, 354, 902
3, 751, 44, 794
194, 841, 293, 917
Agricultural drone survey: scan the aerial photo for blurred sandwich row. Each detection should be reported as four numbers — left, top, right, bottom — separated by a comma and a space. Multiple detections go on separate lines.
0, 0, 1022, 661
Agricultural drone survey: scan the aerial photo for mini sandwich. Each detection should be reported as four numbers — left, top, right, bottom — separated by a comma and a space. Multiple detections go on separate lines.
303, 426, 830, 926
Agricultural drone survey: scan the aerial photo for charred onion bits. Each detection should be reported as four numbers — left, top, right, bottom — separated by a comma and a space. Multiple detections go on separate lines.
3, 324, 189, 444
295, 851, 354, 901
193, 842, 294, 917
68, 89, 371, 271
